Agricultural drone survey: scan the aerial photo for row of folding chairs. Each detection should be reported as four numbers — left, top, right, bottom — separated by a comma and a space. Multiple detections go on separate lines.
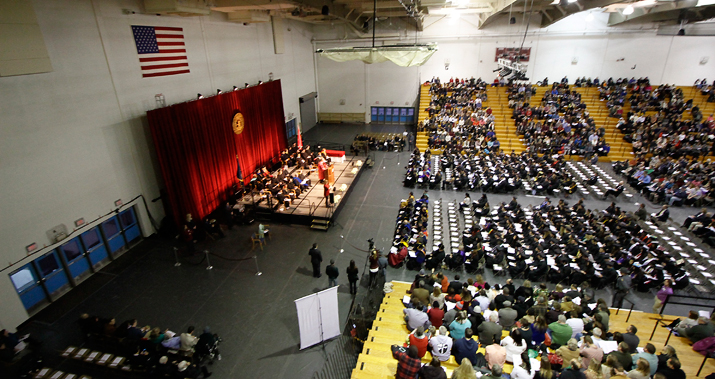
641, 219, 715, 291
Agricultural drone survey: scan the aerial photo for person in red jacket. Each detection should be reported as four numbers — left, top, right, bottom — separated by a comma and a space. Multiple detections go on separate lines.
408, 326, 430, 358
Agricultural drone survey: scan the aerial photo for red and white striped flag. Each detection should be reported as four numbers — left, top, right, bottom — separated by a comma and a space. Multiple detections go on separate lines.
131, 25, 189, 78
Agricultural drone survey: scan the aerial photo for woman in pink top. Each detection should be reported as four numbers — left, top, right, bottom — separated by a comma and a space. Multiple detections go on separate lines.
652, 279, 673, 314
580, 336, 604, 368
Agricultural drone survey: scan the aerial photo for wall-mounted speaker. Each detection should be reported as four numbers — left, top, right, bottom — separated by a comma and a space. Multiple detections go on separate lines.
322, 6, 329, 15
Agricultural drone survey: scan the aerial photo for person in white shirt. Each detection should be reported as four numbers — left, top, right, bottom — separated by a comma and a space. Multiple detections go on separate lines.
180, 326, 198, 352
500, 329, 527, 363
428, 326, 453, 362
509, 350, 534, 379
565, 311, 585, 339
475, 290, 490, 312
591, 327, 604, 345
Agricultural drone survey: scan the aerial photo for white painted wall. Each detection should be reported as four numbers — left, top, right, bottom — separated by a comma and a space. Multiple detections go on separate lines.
0, 0, 316, 328
315, 11, 715, 118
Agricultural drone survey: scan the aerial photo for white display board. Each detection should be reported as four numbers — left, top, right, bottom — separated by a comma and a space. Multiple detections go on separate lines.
294, 286, 340, 350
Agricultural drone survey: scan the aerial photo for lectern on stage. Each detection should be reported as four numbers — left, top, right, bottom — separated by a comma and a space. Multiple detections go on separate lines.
324, 165, 335, 186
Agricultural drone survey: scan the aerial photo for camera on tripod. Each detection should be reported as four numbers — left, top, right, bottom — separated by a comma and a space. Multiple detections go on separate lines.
367, 238, 375, 250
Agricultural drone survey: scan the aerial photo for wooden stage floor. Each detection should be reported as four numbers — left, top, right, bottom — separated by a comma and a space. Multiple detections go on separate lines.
238, 154, 367, 221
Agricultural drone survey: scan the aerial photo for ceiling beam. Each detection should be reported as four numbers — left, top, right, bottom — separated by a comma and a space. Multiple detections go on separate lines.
477, 0, 518, 29
538, 0, 623, 27
213, 0, 366, 27
607, 0, 704, 26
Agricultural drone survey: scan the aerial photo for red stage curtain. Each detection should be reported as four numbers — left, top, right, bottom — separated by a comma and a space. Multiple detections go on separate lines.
148, 80, 287, 226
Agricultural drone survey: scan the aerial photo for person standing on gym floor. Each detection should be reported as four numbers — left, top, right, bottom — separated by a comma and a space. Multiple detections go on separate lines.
309, 243, 322, 278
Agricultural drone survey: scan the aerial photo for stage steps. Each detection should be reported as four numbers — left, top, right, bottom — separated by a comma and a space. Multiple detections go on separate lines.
311, 218, 330, 231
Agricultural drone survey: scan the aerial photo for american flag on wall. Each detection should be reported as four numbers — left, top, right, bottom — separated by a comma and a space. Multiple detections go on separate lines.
131, 25, 190, 78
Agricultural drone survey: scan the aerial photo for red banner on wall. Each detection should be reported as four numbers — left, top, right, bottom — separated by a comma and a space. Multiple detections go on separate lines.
495, 47, 531, 62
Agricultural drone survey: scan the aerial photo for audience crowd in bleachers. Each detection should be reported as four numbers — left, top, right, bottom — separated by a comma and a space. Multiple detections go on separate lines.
603, 77, 715, 159
420, 77, 503, 153
394, 267, 708, 379
513, 79, 611, 157
613, 157, 715, 241
696, 78, 715, 103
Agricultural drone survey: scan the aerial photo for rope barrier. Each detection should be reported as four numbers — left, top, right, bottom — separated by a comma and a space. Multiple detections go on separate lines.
208, 252, 258, 262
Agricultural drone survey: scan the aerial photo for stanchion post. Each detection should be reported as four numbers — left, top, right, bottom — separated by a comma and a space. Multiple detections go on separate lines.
173, 247, 181, 267
204, 250, 213, 270
253, 255, 262, 276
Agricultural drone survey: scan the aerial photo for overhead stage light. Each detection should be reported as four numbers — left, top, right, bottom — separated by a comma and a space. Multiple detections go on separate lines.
217, 89, 222, 94
623, 5, 634, 15
245, 83, 249, 88
233, 86, 239, 91
258, 81, 263, 85
197, 93, 204, 99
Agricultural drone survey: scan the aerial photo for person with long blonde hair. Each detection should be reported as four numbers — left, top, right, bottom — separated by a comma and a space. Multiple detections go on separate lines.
626, 358, 650, 379
450, 357, 476, 379
585, 359, 604, 379
474, 274, 486, 289
534, 355, 554, 379
430, 287, 446, 309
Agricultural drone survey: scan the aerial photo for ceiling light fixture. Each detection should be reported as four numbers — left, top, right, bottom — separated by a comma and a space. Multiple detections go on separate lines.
623, 4, 634, 15
550, 0, 559, 4
233, 86, 239, 91
567, 0, 578, 3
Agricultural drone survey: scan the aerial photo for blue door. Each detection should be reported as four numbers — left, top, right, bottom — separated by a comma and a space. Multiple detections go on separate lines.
59, 237, 91, 284
407, 108, 415, 123
101, 216, 126, 256
371, 107, 378, 122
377, 108, 385, 122
119, 208, 141, 243
9, 263, 48, 312
34, 251, 70, 299
81, 227, 109, 268
400, 108, 408, 123
385, 107, 393, 122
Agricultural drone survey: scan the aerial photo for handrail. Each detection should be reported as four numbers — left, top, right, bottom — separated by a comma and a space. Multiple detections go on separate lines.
659, 293, 715, 315
615, 297, 636, 322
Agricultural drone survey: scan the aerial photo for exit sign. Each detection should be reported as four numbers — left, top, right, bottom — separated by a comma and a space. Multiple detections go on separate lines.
26, 243, 38, 254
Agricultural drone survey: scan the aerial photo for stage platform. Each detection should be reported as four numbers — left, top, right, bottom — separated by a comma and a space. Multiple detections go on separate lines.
238, 154, 367, 225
